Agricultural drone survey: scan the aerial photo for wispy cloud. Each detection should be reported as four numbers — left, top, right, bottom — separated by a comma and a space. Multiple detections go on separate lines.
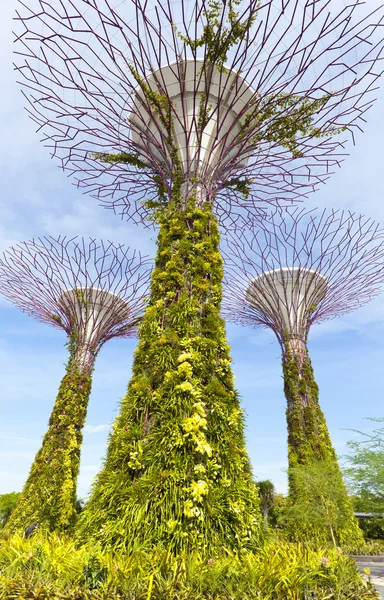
253, 463, 287, 474
3, 436, 40, 443
81, 465, 101, 473
0, 452, 34, 459
84, 424, 109, 434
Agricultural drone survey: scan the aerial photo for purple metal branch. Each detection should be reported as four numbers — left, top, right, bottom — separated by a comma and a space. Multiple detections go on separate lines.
13, 0, 384, 227
0, 237, 152, 369
222, 207, 384, 350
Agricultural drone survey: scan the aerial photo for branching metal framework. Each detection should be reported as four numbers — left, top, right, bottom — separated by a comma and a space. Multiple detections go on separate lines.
222, 207, 384, 352
0, 237, 151, 371
14, 0, 384, 226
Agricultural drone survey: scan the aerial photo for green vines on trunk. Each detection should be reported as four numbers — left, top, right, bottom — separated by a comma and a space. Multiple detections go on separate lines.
282, 345, 362, 545
7, 340, 93, 533
283, 346, 334, 468
77, 196, 262, 553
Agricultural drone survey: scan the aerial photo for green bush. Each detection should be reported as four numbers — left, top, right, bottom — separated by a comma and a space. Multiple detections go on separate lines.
0, 493, 20, 529
342, 538, 384, 556
0, 532, 379, 599
283, 462, 362, 547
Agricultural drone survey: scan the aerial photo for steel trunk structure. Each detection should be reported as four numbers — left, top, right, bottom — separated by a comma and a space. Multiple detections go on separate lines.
222, 207, 384, 543
0, 237, 151, 531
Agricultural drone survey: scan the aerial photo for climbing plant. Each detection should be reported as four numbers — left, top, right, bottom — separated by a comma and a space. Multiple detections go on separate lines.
77, 196, 262, 552
282, 345, 362, 545
7, 338, 93, 533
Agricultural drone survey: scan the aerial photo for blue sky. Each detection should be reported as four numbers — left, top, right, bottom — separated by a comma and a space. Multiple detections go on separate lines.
0, 0, 384, 499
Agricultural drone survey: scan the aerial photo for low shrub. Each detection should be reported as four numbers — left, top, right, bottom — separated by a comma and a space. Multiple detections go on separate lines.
343, 539, 384, 556
0, 532, 379, 599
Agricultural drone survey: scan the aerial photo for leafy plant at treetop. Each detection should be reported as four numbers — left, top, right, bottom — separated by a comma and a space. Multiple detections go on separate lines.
95, 0, 344, 195
177, 0, 258, 69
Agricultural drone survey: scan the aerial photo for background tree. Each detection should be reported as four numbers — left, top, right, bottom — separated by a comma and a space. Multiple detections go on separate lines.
256, 480, 276, 526
344, 419, 384, 539
269, 494, 288, 531
0, 493, 20, 529
284, 462, 357, 547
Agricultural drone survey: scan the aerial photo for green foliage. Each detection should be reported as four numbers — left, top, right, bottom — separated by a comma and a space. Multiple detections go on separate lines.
77, 197, 261, 553
74, 287, 87, 305
354, 513, 384, 541
344, 418, 384, 507
48, 312, 63, 326
343, 418, 384, 541
282, 346, 362, 545
283, 347, 336, 468
242, 93, 344, 158
268, 493, 288, 530
283, 462, 361, 547
127, 63, 182, 180
256, 480, 275, 526
222, 177, 252, 199
342, 538, 384, 556
350, 491, 384, 540
6, 342, 93, 533
92, 152, 148, 169
0, 532, 379, 599
177, 0, 258, 70
0, 494, 20, 529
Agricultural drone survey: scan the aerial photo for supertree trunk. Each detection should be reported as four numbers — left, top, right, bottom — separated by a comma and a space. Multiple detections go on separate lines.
77, 195, 262, 553
282, 342, 362, 545
7, 342, 94, 532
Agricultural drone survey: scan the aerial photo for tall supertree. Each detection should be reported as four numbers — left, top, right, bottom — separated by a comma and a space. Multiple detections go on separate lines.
222, 207, 384, 544
0, 237, 151, 532
12, 0, 384, 552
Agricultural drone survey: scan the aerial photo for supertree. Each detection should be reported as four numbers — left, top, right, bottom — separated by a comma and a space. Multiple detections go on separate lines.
0, 237, 151, 532
222, 206, 384, 544
12, 0, 384, 552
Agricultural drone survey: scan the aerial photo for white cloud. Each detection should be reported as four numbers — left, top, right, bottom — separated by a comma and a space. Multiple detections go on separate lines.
0, 452, 34, 459
2, 436, 40, 443
81, 465, 101, 473
253, 463, 288, 494
83, 424, 109, 434
254, 463, 287, 474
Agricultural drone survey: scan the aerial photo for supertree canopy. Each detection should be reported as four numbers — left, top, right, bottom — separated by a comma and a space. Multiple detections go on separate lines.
14, 0, 384, 224
223, 207, 384, 349
0, 237, 151, 531
11, 0, 384, 552
222, 207, 384, 544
